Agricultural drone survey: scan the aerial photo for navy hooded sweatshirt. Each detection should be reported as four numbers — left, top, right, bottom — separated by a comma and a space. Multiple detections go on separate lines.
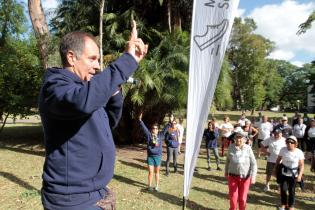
39, 53, 137, 206
139, 121, 169, 156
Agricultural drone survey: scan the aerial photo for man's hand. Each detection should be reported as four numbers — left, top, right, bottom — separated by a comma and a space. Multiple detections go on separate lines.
126, 20, 148, 63
251, 177, 256, 184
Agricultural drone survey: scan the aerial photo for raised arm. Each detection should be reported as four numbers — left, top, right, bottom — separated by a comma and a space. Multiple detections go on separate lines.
138, 113, 151, 140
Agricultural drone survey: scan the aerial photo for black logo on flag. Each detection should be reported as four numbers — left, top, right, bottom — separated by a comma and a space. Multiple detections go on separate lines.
193, 19, 229, 54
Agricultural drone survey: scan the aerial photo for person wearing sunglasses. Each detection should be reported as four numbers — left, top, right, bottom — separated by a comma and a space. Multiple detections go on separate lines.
274, 136, 304, 210
138, 112, 168, 192
261, 129, 286, 192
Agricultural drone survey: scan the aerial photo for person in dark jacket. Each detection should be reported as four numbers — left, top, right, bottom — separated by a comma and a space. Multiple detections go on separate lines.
203, 120, 221, 171
39, 21, 148, 210
273, 116, 292, 139
138, 113, 167, 191
165, 118, 180, 176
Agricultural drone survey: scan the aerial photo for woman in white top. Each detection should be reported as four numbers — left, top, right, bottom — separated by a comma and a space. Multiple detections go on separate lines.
292, 118, 306, 151
219, 116, 234, 157
274, 136, 304, 210
257, 116, 273, 158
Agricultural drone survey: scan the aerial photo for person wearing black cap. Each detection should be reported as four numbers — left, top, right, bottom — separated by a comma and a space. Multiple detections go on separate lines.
273, 116, 292, 139
274, 136, 304, 210
261, 129, 286, 192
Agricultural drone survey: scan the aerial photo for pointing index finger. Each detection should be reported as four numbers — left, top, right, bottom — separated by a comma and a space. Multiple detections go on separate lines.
131, 20, 137, 40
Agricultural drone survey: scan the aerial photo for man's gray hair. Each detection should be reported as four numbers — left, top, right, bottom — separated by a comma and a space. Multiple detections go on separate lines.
59, 31, 97, 66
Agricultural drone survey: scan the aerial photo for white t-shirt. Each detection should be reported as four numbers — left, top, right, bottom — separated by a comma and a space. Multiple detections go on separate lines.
220, 122, 234, 137
293, 123, 306, 138
257, 122, 273, 140
279, 147, 304, 177
261, 137, 286, 163
308, 127, 315, 138
238, 118, 249, 127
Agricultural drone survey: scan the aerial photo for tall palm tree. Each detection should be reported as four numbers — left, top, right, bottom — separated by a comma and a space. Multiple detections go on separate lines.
50, 0, 100, 36
116, 29, 189, 143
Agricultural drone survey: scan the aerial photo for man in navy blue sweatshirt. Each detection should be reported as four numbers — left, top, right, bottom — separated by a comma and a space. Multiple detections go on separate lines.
39, 21, 148, 210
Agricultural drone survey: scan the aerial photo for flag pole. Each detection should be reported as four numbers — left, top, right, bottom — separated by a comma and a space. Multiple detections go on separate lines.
182, 196, 187, 210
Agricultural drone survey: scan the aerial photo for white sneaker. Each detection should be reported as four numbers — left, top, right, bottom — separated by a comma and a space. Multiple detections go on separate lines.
263, 185, 270, 192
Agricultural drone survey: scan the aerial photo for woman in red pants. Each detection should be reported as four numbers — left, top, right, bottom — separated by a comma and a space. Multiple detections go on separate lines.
225, 128, 257, 210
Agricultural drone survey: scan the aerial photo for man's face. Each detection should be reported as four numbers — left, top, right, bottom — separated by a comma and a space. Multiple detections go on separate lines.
72, 38, 100, 81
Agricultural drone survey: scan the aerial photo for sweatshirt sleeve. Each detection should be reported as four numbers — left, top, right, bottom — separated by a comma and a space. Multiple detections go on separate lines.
139, 120, 151, 141
42, 53, 138, 118
104, 91, 124, 129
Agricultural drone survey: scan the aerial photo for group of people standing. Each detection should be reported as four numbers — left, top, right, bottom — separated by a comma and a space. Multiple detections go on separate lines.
139, 111, 315, 210
138, 113, 185, 191
37, 19, 313, 210
207, 113, 314, 210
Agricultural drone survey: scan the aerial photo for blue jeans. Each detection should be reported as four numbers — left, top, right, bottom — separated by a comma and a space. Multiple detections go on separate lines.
206, 147, 220, 168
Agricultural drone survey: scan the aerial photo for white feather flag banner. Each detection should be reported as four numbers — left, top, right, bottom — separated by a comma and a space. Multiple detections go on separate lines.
183, 0, 240, 199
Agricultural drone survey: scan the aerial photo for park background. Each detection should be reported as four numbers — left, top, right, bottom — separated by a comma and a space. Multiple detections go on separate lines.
1, 0, 315, 209
1, 112, 315, 210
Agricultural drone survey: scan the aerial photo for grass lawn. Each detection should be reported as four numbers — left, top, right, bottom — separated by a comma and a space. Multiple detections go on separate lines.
0, 113, 315, 210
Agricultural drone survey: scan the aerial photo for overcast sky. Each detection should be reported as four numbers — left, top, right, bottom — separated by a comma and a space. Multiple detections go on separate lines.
31, 0, 315, 67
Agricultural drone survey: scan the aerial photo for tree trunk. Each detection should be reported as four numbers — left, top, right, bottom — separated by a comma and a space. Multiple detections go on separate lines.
167, 0, 172, 33
0, 1, 9, 47
173, 7, 182, 31
0, 113, 9, 133
99, 0, 105, 71
28, 0, 50, 69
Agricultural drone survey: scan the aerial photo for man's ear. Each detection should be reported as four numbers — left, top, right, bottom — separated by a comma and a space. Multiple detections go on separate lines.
66, 50, 76, 66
